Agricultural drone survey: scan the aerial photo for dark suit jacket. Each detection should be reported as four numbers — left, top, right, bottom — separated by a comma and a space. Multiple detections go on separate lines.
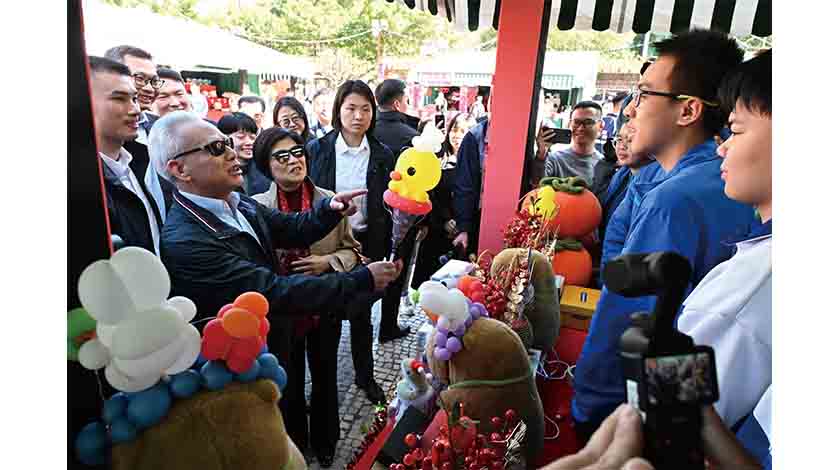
100, 153, 163, 254
373, 110, 420, 159
160, 190, 374, 322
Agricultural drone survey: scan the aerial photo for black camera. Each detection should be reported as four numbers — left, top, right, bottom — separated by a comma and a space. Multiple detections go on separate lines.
603, 252, 720, 470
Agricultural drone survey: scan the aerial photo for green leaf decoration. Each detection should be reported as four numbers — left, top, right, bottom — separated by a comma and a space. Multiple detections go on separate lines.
67, 308, 97, 362
555, 238, 584, 252
538, 176, 588, 194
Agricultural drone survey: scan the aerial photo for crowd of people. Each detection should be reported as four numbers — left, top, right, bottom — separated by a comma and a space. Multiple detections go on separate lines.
86, 26, 771, 468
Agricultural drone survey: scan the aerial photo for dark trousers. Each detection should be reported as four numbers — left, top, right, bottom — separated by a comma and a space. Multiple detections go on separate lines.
282, 318, 340, 454
348, 230, 406, 384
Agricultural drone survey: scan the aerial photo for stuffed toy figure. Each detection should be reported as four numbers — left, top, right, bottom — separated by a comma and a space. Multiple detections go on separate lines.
424, 316, 545, 467
111, 379, 306, 470
490, 248, 560, 353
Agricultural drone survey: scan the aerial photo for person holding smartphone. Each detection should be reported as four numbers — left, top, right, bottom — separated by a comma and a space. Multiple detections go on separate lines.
531, 101, 605, 188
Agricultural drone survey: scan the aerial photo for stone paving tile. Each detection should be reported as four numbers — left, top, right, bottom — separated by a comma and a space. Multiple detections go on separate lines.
301, 301, 428, 469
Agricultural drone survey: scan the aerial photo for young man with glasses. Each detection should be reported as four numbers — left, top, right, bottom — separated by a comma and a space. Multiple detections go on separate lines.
572, 30, 758, 441
532, 100, 605, 187
152, 68, 193, 118
104, 46, 170, 221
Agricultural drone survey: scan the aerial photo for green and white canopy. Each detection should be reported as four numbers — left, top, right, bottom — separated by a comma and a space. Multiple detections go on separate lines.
385, 0, 771, 37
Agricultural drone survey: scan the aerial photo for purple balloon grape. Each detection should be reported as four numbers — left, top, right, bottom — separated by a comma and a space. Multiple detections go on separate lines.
434, 347, 452, 361
435, 332, 448, 348
469, 305, 481, 319
436, 317, 450, 333
474, 303, 489, 317
446, 337, 462, 353
464, 316, 474, 328
453, 323, 465, 337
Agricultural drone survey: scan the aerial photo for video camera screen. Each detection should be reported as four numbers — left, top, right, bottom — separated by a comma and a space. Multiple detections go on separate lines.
644, 349, 718, 406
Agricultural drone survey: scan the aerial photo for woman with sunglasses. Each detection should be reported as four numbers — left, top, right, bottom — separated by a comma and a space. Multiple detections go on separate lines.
251, 127, 361, 468
273, 96, 313, 142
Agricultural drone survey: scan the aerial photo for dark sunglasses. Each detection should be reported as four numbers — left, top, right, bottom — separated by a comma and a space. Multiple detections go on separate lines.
172, 137, 234, 160
271, 145, 306, 164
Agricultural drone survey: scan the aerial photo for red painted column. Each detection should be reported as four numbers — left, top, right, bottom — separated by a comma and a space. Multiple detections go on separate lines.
478, 0, 551, 254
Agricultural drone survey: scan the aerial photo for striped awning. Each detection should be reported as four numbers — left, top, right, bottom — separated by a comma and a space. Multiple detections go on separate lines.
385, 0, 771, 37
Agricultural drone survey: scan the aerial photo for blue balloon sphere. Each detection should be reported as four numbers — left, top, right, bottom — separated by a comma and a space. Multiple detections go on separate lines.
170, 370, 202, 398
235, 360, 261, 383
257, 353, 279, 374
267, 365, 288, 392
126, 383, 172, 430
102, 393, 129, 423
109, 416, 138, 444
76, 422, 107, 466
201, 360, 233, 391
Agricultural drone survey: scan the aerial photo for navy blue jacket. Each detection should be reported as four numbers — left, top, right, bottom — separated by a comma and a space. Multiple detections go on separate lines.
160, 190, 374, 321
454, 119, 490, 235
101, 155, 163, 254
306, 130, 396, 262
374, 110, 419, 159
573, 140, 757, 425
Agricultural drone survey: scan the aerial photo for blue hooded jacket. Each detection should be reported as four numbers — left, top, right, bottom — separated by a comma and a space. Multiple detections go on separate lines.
573, 139, 757, 425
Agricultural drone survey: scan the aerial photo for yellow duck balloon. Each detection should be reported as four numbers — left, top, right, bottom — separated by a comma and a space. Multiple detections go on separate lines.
385, 124, 444, 214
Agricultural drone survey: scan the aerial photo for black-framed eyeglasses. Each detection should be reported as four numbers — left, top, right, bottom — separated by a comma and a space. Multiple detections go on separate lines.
133, 73, 164, 90
614, 137, 627, 147
571, 118, 598, 128
271, 145, 306, 164
278, 115, 304, 128
631, 87, 719, 108
172, 138, 233, 160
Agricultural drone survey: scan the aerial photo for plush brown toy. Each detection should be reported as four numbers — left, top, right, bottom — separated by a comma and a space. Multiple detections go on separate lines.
490, 248, 560, 353
112, 379, 306, 470
426, 317, 545, 467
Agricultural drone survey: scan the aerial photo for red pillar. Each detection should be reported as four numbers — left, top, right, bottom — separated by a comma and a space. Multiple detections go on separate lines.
478, 0, 551, 255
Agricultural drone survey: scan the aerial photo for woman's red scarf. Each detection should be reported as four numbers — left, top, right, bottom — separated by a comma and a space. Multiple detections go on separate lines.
275, 181, 320, 336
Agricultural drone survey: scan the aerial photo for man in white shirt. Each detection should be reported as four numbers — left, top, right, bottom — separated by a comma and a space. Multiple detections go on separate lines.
89, 56, 162, 254
678, 50, 772, 465
104, 45, 169, 222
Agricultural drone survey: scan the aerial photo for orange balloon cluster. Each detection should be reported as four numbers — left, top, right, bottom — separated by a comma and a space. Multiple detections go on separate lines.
201, 292, 271, 373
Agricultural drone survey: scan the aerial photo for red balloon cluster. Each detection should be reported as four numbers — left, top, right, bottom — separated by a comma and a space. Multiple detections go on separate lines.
200, 292, 270, 374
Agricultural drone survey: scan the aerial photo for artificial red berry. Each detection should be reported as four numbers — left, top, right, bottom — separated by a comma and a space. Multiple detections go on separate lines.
422, 457, 433, 470
403, 454, 416, 466
441, 463, 452, 470
491, 416, 504, 430
404, 433, 418, 448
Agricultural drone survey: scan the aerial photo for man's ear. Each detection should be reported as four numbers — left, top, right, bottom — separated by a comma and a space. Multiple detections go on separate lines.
677, 99, 704, 128
167, 159, 190, 184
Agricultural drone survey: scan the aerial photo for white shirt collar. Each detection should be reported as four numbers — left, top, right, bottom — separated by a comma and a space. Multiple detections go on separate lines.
99, 148, 134, 178
335, 132, 370, 156
180, 190, 241, 218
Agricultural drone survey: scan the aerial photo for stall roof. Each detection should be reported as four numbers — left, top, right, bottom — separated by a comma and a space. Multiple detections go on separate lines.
410, 49, 598, 89
82, 0, 315, 78
386, 0, 771, 37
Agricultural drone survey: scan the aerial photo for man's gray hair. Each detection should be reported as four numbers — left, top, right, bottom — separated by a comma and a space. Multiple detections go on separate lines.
149, 111, 216, 183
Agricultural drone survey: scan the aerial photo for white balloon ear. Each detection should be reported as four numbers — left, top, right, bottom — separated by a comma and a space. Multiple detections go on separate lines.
105, 362, 161, 393
96, 323, 116, 349
109, 247, 171, 313
78, 339, 111, 370
164, 325, 201, 375
110, 306, 183, 360
167, 296, 197, 322
77, 260, 134, 325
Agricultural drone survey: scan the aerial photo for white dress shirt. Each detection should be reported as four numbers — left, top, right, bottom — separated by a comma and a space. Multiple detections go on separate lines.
179, 190, 262, 248
678, 232, 771, 428
334, 132, 370, 233
100, 148, 161, 255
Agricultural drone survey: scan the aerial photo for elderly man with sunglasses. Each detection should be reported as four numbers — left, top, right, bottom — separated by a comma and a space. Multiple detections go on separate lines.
149, 111, 403, 327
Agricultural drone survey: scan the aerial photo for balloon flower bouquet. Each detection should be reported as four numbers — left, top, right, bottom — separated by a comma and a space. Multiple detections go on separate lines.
69, 247, 305, 469
383, 124, 445, 261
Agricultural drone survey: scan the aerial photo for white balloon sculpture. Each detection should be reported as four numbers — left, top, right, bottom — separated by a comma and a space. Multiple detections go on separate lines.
76, 247, 202, 392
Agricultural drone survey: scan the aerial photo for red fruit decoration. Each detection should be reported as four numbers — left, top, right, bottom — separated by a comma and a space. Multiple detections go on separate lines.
491, 416, 504, 431
521, 176, 602, 238
456, 275, 487, 304
422, 457, 433, 470
404, 433, 418, 449
552, 239, 593, 287
441, 463, 452, 470
403, 454, 416, 466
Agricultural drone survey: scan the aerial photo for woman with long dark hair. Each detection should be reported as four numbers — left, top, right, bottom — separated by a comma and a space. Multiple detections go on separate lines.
306, 80, 405, 406
251, 126, 361, 468
273, 96, 312, 142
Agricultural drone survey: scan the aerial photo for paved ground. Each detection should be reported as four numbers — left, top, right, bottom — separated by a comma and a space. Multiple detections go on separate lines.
301, 301, 428, 469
